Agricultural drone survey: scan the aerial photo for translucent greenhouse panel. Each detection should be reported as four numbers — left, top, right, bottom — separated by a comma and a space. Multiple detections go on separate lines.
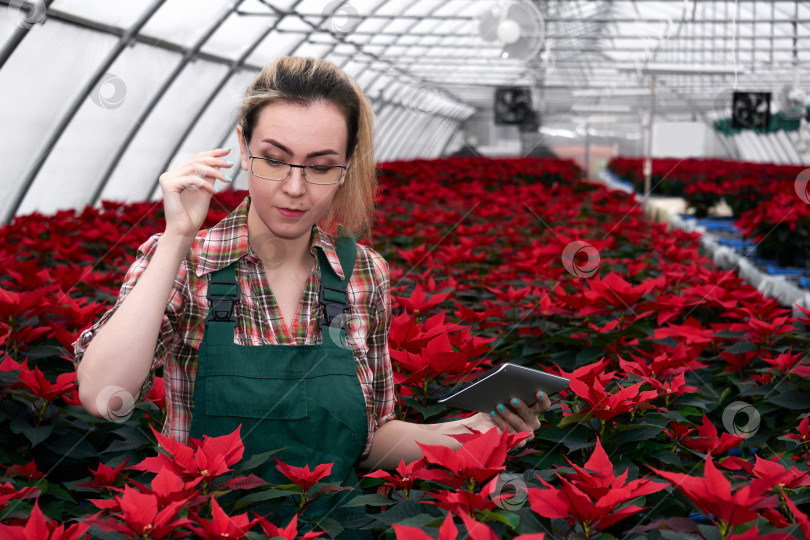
52, 0, 153, 29
141, 0, 235, 50
18, 40, 188, 217
290, 40, 334, 60
0, 21, 116, 220
88, 56, 232, 205
248, 30, 309, 67
201, 6, 280, 61
147, 67, 257, 201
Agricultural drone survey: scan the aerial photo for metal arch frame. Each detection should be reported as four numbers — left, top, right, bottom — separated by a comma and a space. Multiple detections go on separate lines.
3, 0, 168, 224
0, 0, 58, 71
342, 0, 473, 141
250, 0, 473, 161
145, 0, 312, 202
89, 1, 246, 207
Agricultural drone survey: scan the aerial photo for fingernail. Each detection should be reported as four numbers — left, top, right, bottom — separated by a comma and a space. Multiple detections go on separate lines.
225, 175, 233, 182
491, 411, 497, 417
512, 398, 519, 406
498, 404, 505, 412
538, 391, 545, 398
223, 147, 231, 151
226, 160, 234, 166
215, 185, 222, 193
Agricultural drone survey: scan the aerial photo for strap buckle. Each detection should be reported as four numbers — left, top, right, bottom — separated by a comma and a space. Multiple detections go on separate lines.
318, 285, 349, 330
205, 279, 241, 326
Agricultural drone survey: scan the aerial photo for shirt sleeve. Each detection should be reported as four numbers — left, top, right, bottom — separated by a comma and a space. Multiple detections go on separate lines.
72, 232, 185, 403
359, 250, 396, 460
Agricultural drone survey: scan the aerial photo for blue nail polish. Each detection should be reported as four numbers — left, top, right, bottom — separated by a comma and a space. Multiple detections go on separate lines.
215, 185, 222, 193
226, 160, 234, 166
538, 391, 545, 398
223, 147, 231, 151
491, 411, 497, 417
225, 175, 233, 182
512, 398, 519, 406
498, 404, 505, 412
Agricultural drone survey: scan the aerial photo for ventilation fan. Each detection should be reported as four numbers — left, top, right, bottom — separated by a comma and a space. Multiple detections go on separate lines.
477, 0, 545, 60
731, 92, 771, 130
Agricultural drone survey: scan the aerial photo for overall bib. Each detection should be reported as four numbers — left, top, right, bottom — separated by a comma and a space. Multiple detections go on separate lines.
189, 236, 372, 536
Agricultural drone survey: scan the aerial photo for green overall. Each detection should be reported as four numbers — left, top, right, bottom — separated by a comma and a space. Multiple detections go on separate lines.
188, 236, 372, 535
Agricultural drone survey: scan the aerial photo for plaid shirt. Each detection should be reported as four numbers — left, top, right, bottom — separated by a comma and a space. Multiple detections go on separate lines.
73, 196, 395, 459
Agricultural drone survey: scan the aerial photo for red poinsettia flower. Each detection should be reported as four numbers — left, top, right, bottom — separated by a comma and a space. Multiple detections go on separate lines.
567, 376, 657, 421
5, 459, 45, 482
527, 438, 666, 536
0, 499, 91, 540
417, 426, 529, 488
87, 459, 129, 489
131, 425, 244, 485
679, 415, 745, 455
393, 283, 453, 316
583, 272, 663, 311
762, 348, 810, 377
650, 453, 779, 531
91, 485, 192, 538
364, 457, 446, 497
256, 513, 325, 540
17, 364, 76, 402
187, 495, 255, 539
273, 458, 333, 493
0, 481, 40, 512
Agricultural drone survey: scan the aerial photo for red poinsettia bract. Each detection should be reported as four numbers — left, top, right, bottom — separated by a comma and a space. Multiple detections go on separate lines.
527, 438, 666, 537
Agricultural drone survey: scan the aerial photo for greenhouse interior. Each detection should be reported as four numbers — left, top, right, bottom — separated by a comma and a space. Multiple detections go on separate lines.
2, 0, 810, 538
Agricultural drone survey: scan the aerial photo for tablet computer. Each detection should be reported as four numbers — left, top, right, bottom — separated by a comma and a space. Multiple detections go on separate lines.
435, 363, 569, 413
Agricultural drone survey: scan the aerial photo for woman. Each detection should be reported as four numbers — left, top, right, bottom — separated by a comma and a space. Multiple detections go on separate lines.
73, 56, 549, 497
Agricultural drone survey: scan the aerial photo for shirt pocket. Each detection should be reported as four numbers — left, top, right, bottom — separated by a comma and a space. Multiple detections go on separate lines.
204, 364, 308, 420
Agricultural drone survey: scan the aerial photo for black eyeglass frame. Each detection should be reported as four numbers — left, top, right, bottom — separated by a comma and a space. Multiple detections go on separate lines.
241, 132, 347, 185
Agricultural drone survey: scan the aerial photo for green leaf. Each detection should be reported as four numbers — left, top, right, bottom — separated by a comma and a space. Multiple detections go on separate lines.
478, 508, 520, 529
234, 448, 285, 474
610, 426, 664, 445
10, 418, 53, 448
575, 346, 604, 364
232, 488, 298, 510
768, 389, 810, 410
341, 493, 393, 508
373, 500, 433, 526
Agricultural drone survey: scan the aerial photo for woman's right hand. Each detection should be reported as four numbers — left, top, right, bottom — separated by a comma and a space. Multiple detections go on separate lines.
158, 148, 234, 239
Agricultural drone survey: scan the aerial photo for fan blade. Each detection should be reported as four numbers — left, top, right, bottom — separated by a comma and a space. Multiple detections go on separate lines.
478, 6, 500, 42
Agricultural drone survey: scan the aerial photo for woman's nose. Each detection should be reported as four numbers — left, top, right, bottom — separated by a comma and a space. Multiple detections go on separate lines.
281, 166, 307, 196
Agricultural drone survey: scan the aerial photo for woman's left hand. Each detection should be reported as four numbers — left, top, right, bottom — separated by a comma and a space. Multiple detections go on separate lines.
465, 391, 552, 448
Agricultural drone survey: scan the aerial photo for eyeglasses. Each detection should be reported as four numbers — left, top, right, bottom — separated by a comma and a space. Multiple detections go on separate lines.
242, 133, 347, 185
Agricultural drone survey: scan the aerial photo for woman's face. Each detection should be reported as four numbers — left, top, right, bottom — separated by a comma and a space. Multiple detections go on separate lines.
238, 99, 349, 241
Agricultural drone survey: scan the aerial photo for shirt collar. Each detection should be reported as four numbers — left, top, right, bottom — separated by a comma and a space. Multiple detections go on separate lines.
194, 195, 345, 280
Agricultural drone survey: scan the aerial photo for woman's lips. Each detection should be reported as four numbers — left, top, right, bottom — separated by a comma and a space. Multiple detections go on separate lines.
277, 207, 306, 218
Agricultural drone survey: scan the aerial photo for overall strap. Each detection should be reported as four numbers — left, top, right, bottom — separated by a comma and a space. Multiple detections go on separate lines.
316, 235, 356, 344
204, 263, 240, 345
